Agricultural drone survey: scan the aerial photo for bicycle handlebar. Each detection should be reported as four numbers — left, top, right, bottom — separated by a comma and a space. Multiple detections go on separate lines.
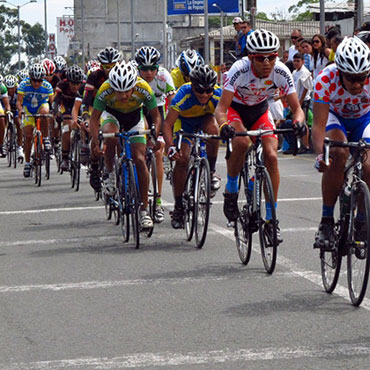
101, 129, 151, 139
175, 129, 221, 152
23, 114, 54, 118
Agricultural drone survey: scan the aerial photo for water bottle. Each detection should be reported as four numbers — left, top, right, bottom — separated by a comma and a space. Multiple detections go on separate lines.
247, 175, 254, 201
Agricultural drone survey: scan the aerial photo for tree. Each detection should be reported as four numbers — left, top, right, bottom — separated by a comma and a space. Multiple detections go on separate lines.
256, 12, 272, 21
22, 23, 47, 59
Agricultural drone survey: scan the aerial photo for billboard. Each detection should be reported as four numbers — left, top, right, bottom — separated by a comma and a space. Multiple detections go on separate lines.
48, 34, 56, 59
168, 0, 239, 15
57, 17, 74, 56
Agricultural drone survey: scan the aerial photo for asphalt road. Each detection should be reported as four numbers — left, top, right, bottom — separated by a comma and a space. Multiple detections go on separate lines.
0, 149, 370, 370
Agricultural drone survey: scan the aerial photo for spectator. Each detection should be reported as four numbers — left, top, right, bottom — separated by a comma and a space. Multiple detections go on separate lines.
300, 39, 313, 72
331, 35, 344, 53
232, 17, 243, 58
361, 21, 370, 31
311, 34, 330, 80
326, 27, 341, 62
282, 50, 289, 63
288, 29, 303, 61
220, 61, 233, 85
238, 21, 253, 57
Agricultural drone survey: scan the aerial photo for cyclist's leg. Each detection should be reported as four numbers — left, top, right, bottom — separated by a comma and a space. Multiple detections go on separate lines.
61, 114, 73, 170
38, 104, 51, 151
22, 109, 35, 177
154, 139, 165, 221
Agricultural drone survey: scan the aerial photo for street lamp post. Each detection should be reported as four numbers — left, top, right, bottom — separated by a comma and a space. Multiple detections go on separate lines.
212, 3, 224, 86
0, 0, 37, 69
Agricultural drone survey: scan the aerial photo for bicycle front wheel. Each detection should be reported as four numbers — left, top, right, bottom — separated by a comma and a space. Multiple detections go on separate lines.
146, 151, 157, 238
347, 181, 370, 306
45, 152, 50, 180
128, 161, 140, 249
235, 166, 253, 265
35, 133, 42, 187
184, 167, 195, 241
258, 169, 277, 274
194, 158, 211, 249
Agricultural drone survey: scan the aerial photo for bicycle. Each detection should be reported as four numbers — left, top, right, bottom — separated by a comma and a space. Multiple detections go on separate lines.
176, 129, 220, 249
24, 114, 53, 186
70, 128, 81, 191
1, 113, 19, 168
230, 127, 298, 274
146, 146, 158, 238
316, 138, 370, 306
101, 129, 152, 249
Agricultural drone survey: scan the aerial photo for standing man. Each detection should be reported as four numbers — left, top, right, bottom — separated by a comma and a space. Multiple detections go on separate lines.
288, 29, 303, 61
239, 21, 254, 57
232, 17, 243, 59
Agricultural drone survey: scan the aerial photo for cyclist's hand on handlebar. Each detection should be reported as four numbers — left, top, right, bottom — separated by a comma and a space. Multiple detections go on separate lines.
72, 120, 80, 130
167, 145, 180, 161
292, 120, 307, 138
220, 124, 235, 140
5, 111, 13, 121
314, 153, 332, 173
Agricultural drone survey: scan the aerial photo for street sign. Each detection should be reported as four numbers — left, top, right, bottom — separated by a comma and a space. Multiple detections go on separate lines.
168, 0, 239, 15
48, 33, 56, 59
57, 17, 74, 56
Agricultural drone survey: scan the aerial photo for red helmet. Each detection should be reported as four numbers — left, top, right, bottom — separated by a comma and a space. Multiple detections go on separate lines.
42, 58, 56, 75
85, 59, 101, 73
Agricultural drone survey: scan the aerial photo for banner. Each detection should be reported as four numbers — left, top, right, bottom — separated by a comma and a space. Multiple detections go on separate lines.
56, 17, 74, 56
168, 0, 239, 15
48, 33, 56, 59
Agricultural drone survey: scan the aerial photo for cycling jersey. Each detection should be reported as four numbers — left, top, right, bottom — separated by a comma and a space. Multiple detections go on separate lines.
47, 75, 61, 90
224, 59, 296, 106
170, 82, 222, 118
171, 67, 186, 89
55, 79, 84, 114
0, 83, 7, 112
148, 67, 175, 106
314, 63, 370, 119
17, 77, 53, 114
93, 77, 157, 131
82, 68, 108, 109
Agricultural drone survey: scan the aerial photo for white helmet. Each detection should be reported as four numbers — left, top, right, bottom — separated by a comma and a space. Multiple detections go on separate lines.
0, 74, 3, 85
178, 49, 204, 75
135, 46, 161, 67
97, 47, 121, 64
109, 60, 137, 92
17, 69, 29, 81
4, 75, 18, 88
54, 56, 67, 71
336, 36, 370, 74
29, 63, 46, 80
246, 29, 280, 53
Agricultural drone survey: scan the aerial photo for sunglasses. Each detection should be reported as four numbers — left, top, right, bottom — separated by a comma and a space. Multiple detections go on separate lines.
193, 85, 214, 94
101, 63, 116, 70
312, 40, 321, 44
291, 36, 299, 40
31, 79, 43, 83
342, 73, 369, 83
253, 54, 278, 63
139, 65, 158, 72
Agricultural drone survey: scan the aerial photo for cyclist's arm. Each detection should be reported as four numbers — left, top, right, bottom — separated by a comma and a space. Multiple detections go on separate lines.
89, 108, 103, 145
2, 96, 11, 113
215, 89, 234, 127
148, 106, 161, 137
16, 94, 24, 116
162, 107, 179, 147
312, 101, 329, 155
48, 93, 55, 105
286, 92, 305, 123
72, 100, 82, 128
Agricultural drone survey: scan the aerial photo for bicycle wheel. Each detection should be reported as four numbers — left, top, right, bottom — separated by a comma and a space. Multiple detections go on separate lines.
146, 151, 157, 237
258, 169, 277, 274
235, 166, 253, 265
128, 161, 140, 248
70, 137, 77, 188
117, 162, 129, 242
347, 181, 370, 306
183, 167, 195, 242
320, 199, 343, 294
6, 127, 12, 168
74, 140, 81, 192
35, 133, 42, 187
194, 158, 211, 249
45, 152, 50, 180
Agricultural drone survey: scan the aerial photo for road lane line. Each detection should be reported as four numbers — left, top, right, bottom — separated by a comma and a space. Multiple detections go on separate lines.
0, 272, 297, 293
1, 343, 370, 369
209, 222, 370, 310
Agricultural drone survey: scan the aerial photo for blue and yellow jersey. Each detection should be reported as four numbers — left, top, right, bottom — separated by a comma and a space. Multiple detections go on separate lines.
170, 82, 222, 118
17, 77, 53, 114
93, 77, 157, 114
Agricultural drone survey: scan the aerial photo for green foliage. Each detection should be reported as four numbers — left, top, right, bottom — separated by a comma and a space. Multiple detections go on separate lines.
256, 12, 272, 21
0, 5, 46, 73
288, 0, 319, 15
294, 10, 314, 21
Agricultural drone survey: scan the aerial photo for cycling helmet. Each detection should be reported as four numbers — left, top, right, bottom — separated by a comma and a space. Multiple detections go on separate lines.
17, 69, 29, 81
178, 49, 204, 75
109, 60, 137, 92
189, 64, 217, 89
42, 58, 56, 75
29, 63, 46, 80
66, 65, 84, 83
129, 59, 138, 69
97, 47, 121, 64
4, 74, 18, 88
85, 59, 100, 73
135, 46, 161, 66
336, 36, 370, 74
246, 29, 280, 53
54, 56, 67, 71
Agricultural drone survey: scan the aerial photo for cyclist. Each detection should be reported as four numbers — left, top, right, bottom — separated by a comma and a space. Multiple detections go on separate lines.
16, 63, 54, 178
85, 59, 101, 75
43, 58, 60, 89
16, 69, 28, 83
171, 49, 204, 89
312, 36, 370, 247
54, 56, 67, 80
215, 29, 305, 242
54, 65, 85, 171
0, 74, 12, 157
163, 64, 222, 229
90, 60, 161, 229
3, 74, 23, 160
135, 46, 176, 223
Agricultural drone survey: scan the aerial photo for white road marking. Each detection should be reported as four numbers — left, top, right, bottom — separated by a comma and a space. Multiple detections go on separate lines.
0, 272, 297, 293
209, 222, 370, 311
1, 343, 370, 369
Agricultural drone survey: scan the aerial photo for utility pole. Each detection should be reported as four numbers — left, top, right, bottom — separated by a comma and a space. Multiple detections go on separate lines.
320, 0, 325, 34
204, 0, 209, 64
131, 0, 135, 58
163, 0, 168, 68
117, 0, 120, 50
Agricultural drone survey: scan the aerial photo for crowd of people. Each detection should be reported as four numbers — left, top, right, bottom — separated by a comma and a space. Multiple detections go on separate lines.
1, 21, 370, 251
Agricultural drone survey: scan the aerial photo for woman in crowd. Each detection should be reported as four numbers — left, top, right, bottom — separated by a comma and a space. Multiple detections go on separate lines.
311, 34, 330, 79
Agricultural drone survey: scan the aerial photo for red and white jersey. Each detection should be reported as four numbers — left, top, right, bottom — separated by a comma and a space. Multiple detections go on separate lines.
314, 63, 370, 119
224, 58, 296, 106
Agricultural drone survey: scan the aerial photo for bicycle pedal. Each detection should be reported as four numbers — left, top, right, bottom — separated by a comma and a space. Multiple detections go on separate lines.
227, 221, 235, 228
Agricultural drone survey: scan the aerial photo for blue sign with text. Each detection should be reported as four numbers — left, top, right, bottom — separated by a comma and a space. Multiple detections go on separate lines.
168, 0, 239, 15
